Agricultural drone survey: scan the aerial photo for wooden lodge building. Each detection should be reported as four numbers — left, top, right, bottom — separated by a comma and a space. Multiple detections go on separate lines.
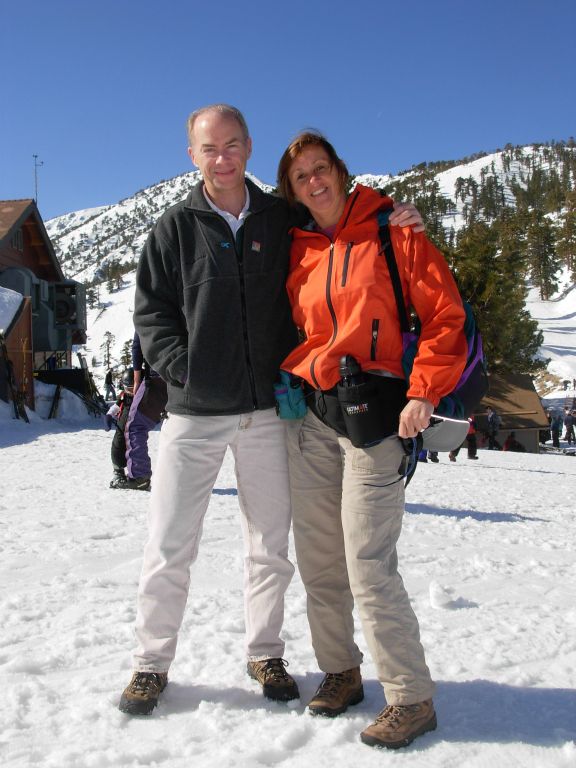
0, 199, 86, 411
475, 373, 550, 453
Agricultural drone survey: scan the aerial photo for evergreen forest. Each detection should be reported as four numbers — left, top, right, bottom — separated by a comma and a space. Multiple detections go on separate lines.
380, 141, 576, 377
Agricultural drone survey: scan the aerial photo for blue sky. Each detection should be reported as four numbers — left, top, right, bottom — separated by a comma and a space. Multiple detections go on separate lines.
1, 0, 575, 221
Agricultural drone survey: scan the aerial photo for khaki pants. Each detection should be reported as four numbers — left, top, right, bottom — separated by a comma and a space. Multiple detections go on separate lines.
133, 408, 295, 671
286, 410, 434, 705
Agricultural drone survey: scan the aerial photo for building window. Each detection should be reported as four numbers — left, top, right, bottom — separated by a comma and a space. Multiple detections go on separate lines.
11, 229, 24, 251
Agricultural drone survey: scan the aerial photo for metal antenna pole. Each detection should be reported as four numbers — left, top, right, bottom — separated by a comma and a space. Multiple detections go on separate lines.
33, 154, 43, 203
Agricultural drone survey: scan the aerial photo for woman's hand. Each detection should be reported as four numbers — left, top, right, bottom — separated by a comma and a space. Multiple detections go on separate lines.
398, 398, 434, 438
389, 202, 425, 233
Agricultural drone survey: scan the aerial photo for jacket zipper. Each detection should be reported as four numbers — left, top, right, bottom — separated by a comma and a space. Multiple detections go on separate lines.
371, 319, 380, 360
306, 191, 364, 389
207, 211, 258, 408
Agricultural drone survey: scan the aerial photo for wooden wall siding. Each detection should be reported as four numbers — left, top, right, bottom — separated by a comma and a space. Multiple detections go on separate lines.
1, 299, 34, 409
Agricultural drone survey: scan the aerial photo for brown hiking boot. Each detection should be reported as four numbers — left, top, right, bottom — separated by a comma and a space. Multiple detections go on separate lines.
247, 658, 299, 702
307, 667, 364, 717
118, 671, 168, 715
360, 699, 437, 749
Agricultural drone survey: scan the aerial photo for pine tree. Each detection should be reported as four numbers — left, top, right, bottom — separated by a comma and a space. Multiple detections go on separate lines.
86, 286, 98, 309
555, 191, 576, 279
525, 210, 560, 300
449, 220, 545, 375
120, 340, 132, 368
100, 331, 116, 369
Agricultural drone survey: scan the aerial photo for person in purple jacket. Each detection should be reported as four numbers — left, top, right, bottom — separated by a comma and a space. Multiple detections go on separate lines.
110, 332, 168, 491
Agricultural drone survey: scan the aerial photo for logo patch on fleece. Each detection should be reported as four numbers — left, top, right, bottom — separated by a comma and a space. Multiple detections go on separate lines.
251, 241, 261, 253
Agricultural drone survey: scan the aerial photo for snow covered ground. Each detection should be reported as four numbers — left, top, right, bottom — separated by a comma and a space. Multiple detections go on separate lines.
1, 393, 576, 767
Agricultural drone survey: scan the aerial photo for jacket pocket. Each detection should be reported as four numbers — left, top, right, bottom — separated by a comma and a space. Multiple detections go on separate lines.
341, 242, 354, 286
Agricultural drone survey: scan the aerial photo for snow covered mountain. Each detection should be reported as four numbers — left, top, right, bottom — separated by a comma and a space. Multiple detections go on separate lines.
45, 143, 575, 285
43, 142, 576, 391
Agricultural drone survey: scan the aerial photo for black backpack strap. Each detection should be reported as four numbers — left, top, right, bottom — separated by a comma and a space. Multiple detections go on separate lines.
377, 210, 420, 488
377, 211, 410, 334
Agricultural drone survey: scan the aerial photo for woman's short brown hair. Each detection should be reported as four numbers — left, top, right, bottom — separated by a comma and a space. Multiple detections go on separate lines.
277, 131, 349, 207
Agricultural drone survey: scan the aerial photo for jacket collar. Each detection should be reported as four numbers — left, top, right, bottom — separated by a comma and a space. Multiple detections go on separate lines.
184, 176, 277, 215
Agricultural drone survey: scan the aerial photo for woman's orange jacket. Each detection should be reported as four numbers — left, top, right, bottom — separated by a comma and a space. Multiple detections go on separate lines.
281, 184, 468, 408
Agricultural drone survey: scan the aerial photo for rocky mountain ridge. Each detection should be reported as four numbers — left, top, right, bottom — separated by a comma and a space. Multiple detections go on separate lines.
46, 141, 575, 287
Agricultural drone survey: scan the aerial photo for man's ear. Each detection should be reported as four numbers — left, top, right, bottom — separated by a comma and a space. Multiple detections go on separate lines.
188, 146, 196, 166
246, 137, 252, 160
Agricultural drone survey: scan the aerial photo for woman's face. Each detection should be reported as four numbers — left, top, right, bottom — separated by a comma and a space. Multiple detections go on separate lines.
288, 146, 346, 228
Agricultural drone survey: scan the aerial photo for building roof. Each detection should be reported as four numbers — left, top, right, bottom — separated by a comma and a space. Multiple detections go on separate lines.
0, 285, 25, 335
0, 199, 35, 242
0, 199, 64, 281
477, 372, 549, 430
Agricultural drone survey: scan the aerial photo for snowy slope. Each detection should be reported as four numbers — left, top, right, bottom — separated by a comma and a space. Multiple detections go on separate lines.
528, 276, 576, 383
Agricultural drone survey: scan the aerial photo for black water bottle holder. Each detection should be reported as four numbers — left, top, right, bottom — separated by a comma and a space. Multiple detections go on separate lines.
336, 373, 409, 448
336, 377, 389, 448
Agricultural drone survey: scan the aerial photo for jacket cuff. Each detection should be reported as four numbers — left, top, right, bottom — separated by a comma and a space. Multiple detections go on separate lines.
407, 386, 440, 408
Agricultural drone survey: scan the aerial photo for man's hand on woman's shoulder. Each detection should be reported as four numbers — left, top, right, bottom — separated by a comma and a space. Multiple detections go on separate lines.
389, 202, 425, 233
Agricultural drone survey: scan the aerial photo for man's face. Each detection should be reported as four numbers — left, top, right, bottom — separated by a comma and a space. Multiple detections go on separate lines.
189, 112, 252, 200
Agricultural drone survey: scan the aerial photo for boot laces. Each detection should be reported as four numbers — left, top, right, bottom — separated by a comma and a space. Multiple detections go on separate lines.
376, 703, 421, 725
130, 672, 164, 695
261, 658, 291, 683
317, 671, 350, 696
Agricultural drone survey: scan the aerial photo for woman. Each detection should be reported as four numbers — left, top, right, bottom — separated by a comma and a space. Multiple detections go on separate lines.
277, 132, 468, 749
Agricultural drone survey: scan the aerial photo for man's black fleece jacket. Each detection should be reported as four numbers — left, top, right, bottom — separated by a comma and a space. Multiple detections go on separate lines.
134, 178, 301, 416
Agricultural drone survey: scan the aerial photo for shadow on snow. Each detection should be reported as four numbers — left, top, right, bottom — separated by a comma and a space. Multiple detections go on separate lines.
146, 677, 576, 748
406, 503, 546, 524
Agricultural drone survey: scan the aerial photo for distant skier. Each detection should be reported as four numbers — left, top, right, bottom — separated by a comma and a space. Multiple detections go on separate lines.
104, 369, 116, 401
550, 411, 562, 449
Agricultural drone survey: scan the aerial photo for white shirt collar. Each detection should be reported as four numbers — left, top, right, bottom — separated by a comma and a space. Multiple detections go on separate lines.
203, 184, 250, 237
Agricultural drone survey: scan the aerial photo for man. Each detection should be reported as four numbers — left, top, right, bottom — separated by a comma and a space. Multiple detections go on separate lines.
118, 104, 424, 716
104, 368, 116, 401
550, 410, 562, 448
449, 417, 478, 461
